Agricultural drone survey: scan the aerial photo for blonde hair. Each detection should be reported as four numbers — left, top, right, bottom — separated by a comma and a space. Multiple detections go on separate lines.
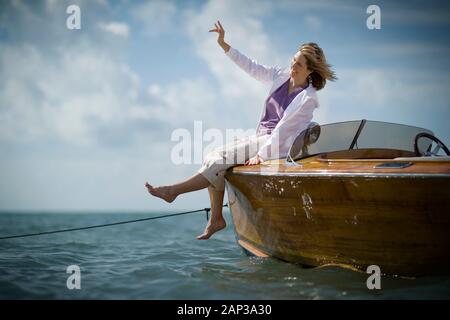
299, 43, 337, 90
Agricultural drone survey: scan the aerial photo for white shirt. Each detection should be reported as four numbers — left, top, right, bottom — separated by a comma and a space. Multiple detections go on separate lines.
225, 47, 319, 161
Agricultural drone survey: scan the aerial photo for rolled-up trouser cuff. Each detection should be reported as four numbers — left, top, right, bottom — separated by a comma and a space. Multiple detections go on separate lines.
198, 165, 227, 191
197, 134, 270, 192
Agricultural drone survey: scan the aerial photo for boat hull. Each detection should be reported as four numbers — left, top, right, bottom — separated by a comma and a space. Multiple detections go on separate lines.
225, 165, 450, 276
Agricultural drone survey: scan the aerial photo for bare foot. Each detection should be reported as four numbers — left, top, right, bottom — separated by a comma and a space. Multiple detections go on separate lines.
196, 218, 226, 240
145, 182, 177, 203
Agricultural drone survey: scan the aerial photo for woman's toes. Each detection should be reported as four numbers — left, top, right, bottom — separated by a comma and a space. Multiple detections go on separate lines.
196, 220, 226, 240
145, 185, 176, 203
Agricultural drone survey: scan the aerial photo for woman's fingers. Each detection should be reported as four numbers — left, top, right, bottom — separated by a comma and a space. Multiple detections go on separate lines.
209, 21, 224, 33
245, 156, 260, 165
209, 22, 221, 33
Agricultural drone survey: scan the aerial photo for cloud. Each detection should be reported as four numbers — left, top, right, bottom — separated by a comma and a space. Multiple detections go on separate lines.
0, 1, 200, 147
98, 21, 130, 37
276, 0, 363, 15
370, 43, 450, 56
150, 77, 218, 126
277, 0, 450, 29
130, 0, 177, 36
382, 5, 450, 26
147, 84, 162, 96
305, 15, 322, 31
0, 41, 145, 146
0, 39, 221, 147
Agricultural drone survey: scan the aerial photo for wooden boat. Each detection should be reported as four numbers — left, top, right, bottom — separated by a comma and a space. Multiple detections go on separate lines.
224, 120, 450, 276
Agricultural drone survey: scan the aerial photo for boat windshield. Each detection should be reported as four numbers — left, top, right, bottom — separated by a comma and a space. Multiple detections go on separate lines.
287, 119, 434, 161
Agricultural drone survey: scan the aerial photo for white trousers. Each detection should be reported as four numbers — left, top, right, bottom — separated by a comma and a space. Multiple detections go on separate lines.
197, 133, 270, 191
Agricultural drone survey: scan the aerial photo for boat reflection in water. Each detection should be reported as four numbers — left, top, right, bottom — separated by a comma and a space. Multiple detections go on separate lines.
225, 120, 450, 276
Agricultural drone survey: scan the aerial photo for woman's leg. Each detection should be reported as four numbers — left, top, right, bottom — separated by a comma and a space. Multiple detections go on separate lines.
145, 173, 210, 203
145, 135, 266, 238
145, 134, 251, 203
197, 185, 226, 240
196, 135, 268, 239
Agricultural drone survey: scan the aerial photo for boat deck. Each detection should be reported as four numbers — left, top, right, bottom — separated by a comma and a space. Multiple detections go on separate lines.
231, 149, 450, 177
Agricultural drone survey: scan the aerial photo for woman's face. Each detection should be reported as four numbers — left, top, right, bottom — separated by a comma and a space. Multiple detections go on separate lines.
290, 52, 311, 82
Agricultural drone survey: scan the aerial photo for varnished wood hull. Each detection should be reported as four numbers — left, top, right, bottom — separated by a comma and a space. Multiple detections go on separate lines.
225, 157, 450, 276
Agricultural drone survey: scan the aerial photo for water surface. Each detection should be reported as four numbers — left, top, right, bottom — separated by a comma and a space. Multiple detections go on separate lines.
0, 210, 449, 299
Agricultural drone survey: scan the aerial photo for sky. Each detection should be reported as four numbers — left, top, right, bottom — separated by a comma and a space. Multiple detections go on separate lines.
0, 0, 449, 212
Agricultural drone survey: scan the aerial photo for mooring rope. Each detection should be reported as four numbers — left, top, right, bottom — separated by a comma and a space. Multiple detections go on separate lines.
0, 204, 228, 240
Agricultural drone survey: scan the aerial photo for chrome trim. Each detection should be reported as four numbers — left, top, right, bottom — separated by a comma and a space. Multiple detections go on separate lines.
230, 171, 450, 178
284, 157, 303, 167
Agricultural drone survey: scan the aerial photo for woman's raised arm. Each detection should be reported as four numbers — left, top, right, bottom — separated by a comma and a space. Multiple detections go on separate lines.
209, 20, 281, 83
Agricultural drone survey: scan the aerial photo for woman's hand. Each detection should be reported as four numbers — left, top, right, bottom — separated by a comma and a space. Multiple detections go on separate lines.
209, 20, 230, 53
245, 154, 264, 166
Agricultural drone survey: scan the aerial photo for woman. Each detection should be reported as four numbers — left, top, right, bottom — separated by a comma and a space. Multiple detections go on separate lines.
145, 21, 336, 240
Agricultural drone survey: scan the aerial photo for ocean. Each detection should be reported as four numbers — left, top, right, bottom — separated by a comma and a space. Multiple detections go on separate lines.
0, 209, 449, 300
